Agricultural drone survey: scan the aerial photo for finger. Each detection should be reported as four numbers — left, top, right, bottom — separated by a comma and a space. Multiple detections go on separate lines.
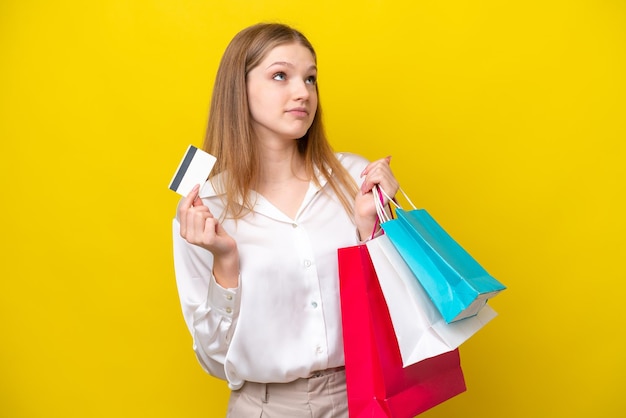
192, 193, 206, 208
360, 156, 392, 177
183, 184, 200, 208
183, 210, 200, 242
360, 163, 389, 194
190, 209, 208, 240
361, 160, 398, 196
197, 216, 220, 247
178, 185, 204, 236
376, 164, 399, 193
206, 216, 219, 235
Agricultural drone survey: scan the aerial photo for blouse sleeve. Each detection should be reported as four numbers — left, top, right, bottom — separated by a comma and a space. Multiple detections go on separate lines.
172, 217, 240, 380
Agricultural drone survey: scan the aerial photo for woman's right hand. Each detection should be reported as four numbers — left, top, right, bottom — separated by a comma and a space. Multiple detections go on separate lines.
178, 184, 240, 288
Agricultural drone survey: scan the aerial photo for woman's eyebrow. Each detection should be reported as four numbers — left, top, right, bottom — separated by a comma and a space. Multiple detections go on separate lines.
266, 61, 317, 72
266, 61, 293, 69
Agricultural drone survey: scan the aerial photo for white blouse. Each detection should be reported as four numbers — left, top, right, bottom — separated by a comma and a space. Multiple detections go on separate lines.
172, 153, 369, 390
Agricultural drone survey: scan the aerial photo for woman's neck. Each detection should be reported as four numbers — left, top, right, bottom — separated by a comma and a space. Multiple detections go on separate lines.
256, 140, 307, 185
253, 141, 311, 219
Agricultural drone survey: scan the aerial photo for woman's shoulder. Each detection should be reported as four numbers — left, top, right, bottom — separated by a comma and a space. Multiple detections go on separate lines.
335, 152, 370, 177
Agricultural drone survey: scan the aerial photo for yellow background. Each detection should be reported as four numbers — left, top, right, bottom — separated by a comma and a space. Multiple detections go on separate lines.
1, 0, 624, 417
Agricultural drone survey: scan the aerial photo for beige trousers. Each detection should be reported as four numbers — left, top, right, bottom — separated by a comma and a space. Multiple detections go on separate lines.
226, 368, 348, 418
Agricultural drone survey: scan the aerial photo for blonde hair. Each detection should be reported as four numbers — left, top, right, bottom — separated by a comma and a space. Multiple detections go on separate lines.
203, 23, 358, 219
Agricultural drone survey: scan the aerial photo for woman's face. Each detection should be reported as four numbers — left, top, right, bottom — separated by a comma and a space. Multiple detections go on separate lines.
246, 42, 318, 144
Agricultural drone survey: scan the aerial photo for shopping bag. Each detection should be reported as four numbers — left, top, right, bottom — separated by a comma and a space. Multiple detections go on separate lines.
367, 233, 497, 367
338, 244, 466, 418
377, 187, 506, 323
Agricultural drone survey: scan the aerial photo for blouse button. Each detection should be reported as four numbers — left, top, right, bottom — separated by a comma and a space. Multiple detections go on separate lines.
225, 307, 232, 314
226, 294, 233, 301
304, 259, 312, 268
311, 301, 318, 308
292, 223, 298, 228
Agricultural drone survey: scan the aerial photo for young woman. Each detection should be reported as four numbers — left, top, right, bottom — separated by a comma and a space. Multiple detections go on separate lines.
173, 22, 399, 417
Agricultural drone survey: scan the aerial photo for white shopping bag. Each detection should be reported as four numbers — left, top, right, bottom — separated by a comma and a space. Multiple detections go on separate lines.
366, 233, 497, 367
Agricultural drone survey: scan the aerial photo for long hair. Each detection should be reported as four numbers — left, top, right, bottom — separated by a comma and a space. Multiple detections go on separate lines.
203, 23, 358, 219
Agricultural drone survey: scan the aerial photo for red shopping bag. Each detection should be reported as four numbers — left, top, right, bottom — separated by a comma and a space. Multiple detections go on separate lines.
338, 244, 466, 417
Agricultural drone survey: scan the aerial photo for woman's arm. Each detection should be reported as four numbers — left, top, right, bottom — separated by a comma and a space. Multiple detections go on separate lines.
172, 185, 241, 379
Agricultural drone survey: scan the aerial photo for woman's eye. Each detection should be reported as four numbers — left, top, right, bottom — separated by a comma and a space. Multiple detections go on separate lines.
305, 75, 317, 85
272, 72, 286, 81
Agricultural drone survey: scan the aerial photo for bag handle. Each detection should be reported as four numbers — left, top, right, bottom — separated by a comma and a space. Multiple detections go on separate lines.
369, 185, 417, 239
373, 185, 417, 218
373, 185, 389, 224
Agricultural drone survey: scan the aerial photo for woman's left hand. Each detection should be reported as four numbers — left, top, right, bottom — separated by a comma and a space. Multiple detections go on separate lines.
354, 156, 399, 241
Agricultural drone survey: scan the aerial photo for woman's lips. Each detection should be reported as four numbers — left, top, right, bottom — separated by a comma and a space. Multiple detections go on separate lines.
286, 107, 309, 117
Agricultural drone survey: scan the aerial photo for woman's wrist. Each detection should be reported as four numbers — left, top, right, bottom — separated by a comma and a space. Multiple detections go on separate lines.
212, 252, 240, 289
356, 215, 380, 242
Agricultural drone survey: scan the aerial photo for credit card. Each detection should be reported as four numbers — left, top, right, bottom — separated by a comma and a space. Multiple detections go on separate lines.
168, 145, 217, 196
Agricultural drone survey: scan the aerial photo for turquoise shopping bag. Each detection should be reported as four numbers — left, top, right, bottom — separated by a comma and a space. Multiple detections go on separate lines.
375, 187, 506, 323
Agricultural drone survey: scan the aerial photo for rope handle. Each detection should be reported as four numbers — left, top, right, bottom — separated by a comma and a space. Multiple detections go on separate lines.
372, 185, 416, 222
367, 185, 417, 240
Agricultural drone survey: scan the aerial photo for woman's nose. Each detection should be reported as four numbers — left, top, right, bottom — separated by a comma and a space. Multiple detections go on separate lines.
292, 79, 311, 100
